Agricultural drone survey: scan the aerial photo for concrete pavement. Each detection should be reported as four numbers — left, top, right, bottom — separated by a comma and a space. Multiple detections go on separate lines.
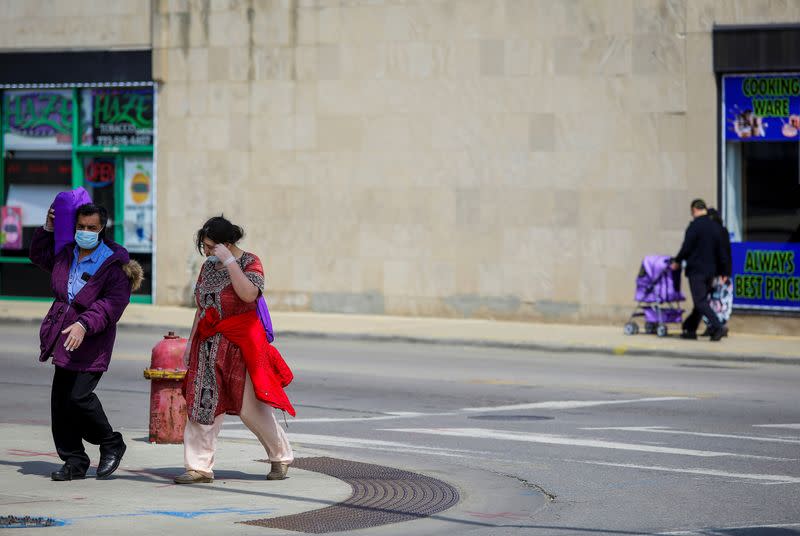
0, 299, 797, 364
0, 422, 352, 534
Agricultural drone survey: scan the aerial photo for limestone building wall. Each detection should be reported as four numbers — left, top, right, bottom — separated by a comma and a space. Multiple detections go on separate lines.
0, 0, 151, 50
3, 0, 800, 322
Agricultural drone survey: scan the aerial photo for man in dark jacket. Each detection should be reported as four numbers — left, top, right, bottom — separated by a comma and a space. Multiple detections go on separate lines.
30, 203, 143, 481
670, 199, 730, 341
707, 208, 732, 279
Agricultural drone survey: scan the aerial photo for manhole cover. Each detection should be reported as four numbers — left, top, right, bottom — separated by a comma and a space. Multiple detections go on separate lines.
0, 516, 62, 528
241, 456, 459, 533
468, 415, 554, 421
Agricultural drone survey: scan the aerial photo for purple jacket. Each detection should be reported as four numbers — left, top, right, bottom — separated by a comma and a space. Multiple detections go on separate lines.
29, 227, 133, 372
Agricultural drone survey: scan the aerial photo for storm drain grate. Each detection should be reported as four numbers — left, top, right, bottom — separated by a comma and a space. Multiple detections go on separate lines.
0, 516, 62, 528
241, 456, 459, 533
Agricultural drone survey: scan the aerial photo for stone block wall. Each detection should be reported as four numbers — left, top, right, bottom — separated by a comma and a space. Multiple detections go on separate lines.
0, 0, 151, 49
147, 0, 800, 320
4, 0, 800, 322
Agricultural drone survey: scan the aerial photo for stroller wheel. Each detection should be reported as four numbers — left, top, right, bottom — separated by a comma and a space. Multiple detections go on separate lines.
656, 325, 668, 337
644, 322, 657, 334
624, 322, 639, 335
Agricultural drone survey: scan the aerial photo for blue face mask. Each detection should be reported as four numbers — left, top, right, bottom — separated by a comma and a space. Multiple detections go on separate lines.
75, 230, 100, 250
206, 255, 219, 264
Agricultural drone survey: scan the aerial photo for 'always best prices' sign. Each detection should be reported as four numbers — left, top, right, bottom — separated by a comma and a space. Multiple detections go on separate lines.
732, 242, 800, 311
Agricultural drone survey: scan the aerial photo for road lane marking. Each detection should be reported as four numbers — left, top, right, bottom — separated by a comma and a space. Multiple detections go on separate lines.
220, 430, 546, 468
386, 428, 791, 460
286, 411, 458, 423
220, 429, 478, 458
754, 423, 800, 430
221, 397, 696, 426
583, 426, 800, 444
461, 397, 694, 412
659, 522, 800, 534
220, 411, 456, 425
574, 460, 800, 484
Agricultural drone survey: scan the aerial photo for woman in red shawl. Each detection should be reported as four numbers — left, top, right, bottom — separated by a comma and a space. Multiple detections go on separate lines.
174, 216, 294, 484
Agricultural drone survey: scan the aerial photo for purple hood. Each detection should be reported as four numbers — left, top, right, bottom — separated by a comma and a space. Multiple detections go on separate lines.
29, 227, 134, 372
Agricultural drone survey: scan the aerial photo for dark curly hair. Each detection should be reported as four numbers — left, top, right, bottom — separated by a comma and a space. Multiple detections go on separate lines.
196, 215, 244, 254
690, 198, 707, 211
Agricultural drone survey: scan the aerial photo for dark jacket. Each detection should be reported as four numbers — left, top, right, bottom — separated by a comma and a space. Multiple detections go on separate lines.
718, 224, 732, 277
29, 227, 143, 372
674, 214, 729, 278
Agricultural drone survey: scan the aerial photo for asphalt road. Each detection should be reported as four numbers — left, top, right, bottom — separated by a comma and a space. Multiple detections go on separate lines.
1, 321, 799, 536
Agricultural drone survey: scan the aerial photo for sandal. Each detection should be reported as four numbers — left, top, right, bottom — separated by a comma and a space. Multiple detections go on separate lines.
174, 470, 213, 484
267, 462, 290, 480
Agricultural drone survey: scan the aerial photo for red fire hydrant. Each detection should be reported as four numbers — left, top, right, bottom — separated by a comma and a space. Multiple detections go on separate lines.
143, 331, 188, 444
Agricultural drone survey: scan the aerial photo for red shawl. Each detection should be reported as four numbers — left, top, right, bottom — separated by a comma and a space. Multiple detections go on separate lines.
196, 308, 295, 416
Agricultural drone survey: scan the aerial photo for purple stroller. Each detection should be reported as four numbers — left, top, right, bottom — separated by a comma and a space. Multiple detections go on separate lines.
624, 255, 685, 337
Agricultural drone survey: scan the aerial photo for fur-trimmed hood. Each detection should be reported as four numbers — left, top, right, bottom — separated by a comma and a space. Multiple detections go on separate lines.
122, 259, 144, 292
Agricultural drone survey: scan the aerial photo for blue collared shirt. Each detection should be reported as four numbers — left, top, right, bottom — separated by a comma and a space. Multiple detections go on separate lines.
68, 241, 114, 304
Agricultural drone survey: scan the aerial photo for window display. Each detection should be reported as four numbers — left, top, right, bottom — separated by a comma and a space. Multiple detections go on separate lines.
722, 74, 800, 311
0, 84, 155, 301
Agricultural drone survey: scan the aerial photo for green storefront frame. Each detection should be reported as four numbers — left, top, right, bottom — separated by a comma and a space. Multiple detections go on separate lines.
0, 84, 155, 303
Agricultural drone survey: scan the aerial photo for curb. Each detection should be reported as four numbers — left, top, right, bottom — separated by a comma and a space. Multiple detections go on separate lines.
273, 331, 800, 366
2, 315, 797, 367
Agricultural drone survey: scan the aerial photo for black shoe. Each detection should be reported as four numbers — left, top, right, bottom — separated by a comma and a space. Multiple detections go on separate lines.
710, 326, 729, 342
680, 331, 698, 340
96, 443, 126, 480
51, 463, 86, 481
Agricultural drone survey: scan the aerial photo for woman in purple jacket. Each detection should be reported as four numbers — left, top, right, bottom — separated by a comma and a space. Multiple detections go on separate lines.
29, 203, 143, 481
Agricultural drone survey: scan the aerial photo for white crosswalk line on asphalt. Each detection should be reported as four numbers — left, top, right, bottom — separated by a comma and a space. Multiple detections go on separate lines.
583, 426, 800, 444
219, 429, 479, 458
385, 428, 793, 460
220, 412, 455, 425
572, 460, 800, 485
754, 423, 800, 430
220, 429, 545, 466
218, 397, 698, 426
658, 522, 800, 534
461, 397, 695, 412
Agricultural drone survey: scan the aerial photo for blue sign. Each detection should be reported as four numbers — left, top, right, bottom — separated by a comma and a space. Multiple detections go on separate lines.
723, 74, 800, 141
732, 242, 800, 311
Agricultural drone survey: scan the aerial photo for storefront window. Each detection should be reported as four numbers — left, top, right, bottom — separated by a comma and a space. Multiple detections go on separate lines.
722, 74, 800, 311
80, 88, 154, 146
0, 84, 155, 302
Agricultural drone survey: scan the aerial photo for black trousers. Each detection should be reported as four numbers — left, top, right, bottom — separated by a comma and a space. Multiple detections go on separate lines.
682, 275, 723, 334
51, 366, 124, 473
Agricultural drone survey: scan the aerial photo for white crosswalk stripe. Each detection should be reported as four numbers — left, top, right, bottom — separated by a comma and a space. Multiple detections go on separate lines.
384, 428, 792, 460
753, 423, 800, 430
583, 426, 800, 444
461, 396, 694, 412
658, 522, 800, 535
220, 429, 480, 459
572, 460, 800, 485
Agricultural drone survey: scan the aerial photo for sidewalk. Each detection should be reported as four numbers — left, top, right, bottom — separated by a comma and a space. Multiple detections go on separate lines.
1, 300, 798, 365
0, 422, 351, 534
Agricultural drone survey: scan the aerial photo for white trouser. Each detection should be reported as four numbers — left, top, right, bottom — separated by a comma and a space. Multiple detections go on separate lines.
183, 373, 293, 478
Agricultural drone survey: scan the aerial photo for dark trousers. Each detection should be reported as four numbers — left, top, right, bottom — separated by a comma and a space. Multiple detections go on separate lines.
682, 275, 723, 334
51, 366, 124, 473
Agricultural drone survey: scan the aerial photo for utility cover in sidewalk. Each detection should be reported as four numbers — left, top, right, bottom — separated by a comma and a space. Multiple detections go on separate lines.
241, 457, 459, 533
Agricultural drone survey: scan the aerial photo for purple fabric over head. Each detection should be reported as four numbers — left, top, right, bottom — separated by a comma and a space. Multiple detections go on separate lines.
635, 254, 685, 303
256, 294, 275, 343
52, 187, 92, 255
